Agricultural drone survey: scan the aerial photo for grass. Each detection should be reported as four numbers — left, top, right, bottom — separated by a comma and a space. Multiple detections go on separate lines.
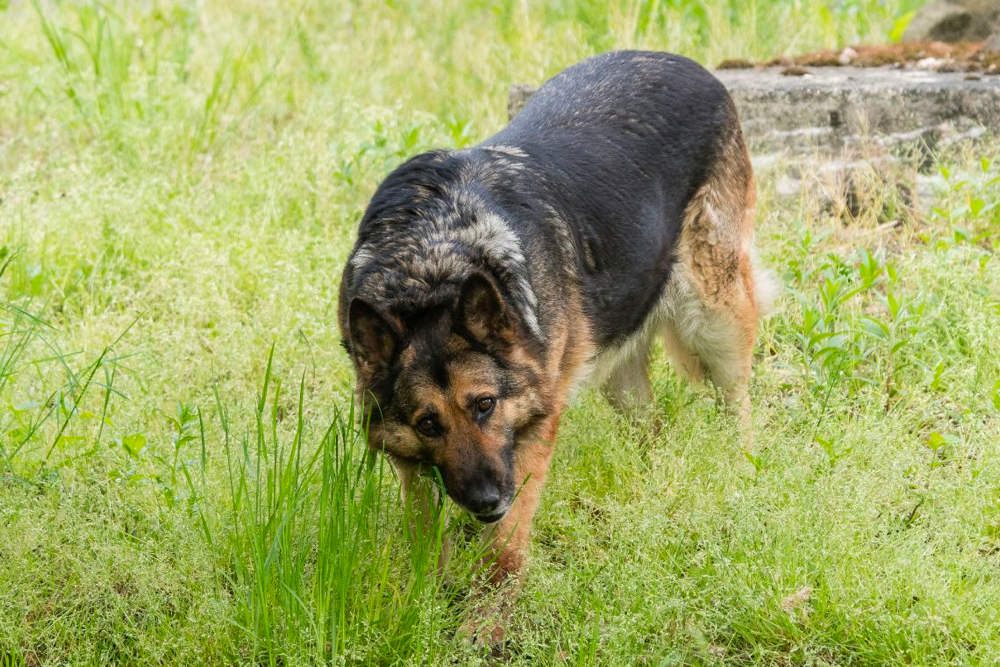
1, 0, 999, 664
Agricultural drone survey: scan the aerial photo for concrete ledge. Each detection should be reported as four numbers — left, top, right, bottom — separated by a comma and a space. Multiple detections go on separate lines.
508, 67, 1000, 159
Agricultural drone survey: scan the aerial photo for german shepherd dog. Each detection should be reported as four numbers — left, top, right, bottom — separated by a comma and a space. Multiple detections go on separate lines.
339, 50, 775, 639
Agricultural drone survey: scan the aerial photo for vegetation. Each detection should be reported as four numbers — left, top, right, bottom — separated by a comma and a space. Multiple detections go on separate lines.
2, 0, 998, 664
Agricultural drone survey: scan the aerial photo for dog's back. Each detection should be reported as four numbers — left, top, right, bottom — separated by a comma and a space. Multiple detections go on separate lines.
488, 50, 745, 350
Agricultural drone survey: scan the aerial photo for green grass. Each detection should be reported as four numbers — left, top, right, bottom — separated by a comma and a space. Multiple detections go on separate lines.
2, 0, 999, 664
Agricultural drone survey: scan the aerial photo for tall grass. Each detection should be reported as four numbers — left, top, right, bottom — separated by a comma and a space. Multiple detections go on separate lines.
0, 255, 47, 476
214, 349, 486, 665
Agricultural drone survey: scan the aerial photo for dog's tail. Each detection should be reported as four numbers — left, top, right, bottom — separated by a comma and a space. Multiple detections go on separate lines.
751, 245, 779, 318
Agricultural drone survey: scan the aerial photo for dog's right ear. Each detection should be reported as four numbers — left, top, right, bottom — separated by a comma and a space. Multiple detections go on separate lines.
459, 271, 512, 345
348, 298, 399, 379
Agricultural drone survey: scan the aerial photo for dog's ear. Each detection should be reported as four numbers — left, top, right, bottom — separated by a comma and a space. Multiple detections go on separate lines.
459, 272, 512, 344
348, 298, 400, 378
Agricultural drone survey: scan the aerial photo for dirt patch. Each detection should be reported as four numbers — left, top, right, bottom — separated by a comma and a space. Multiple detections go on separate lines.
719, 41, 1000, 74
781, 66, 811, 77
716, 58, 755, 69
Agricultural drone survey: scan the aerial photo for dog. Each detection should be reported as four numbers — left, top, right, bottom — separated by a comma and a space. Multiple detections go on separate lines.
338, 50, 775, 640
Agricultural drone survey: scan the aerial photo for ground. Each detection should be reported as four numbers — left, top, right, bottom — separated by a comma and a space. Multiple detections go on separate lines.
1, 0, 999, 665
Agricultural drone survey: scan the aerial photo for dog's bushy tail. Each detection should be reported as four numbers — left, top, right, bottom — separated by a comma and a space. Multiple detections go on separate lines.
751, 246, 779, 318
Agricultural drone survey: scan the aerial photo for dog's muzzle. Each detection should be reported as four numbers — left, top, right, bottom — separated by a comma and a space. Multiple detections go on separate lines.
475, 508, 510, 524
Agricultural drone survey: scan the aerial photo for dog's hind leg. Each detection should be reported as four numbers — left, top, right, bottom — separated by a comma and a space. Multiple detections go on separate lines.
662, 320, 705, 382
661, 272, 756, 425
662, 114, 775, 429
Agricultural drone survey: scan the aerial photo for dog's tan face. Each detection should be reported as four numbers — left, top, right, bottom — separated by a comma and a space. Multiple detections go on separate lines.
347, 273, 546, 522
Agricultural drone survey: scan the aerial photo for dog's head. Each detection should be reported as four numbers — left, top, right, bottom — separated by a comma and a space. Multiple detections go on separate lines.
345, 272, 547, 523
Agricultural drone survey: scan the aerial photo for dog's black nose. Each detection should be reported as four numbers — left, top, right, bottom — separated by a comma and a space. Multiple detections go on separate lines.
465, 483, 502, 517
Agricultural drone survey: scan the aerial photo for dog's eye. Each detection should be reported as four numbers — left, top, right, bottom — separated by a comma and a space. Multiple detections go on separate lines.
475, 397, 495, 415
416, 417, 440, 437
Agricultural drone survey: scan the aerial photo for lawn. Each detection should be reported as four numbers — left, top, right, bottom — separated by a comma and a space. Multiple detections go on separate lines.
2, 0, 1000, 665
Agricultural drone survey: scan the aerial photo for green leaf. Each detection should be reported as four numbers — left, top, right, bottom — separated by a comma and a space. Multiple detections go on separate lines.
808, 331, 839, 347
927, 432, 945, 450
970, 199, 984, 218
815, 437, 834, 457
858, 316, 889, 339
890, 340, 909, 355
55, 435, 85, 449
930, 360, 945, 390
927, 432, 959, 451
744, 450, 769, 473
889, 10, 916, 42
122, 433, 147, 458
814, 343, 848, 359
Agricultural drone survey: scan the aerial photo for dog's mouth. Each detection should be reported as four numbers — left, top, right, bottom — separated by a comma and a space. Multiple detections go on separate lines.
475, 511, 507, 524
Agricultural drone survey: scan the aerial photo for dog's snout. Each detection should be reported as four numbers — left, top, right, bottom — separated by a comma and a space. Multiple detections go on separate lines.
465, 481, 502, 517
439, 446, 513, 523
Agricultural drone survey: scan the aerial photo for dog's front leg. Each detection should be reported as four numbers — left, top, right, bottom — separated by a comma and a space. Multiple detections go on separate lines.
486, 421, 558, 584
463, 413, 560, 646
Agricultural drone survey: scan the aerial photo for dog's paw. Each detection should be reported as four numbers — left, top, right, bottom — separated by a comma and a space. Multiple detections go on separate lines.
457, 616, 506, 649
457, 597, 514, 654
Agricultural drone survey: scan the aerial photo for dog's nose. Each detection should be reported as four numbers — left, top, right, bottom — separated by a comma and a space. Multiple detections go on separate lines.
465, 483, 502, 517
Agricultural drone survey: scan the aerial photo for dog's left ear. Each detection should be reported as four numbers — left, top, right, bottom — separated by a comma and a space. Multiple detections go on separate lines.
459, 272, 512, 344
348, 297, 400, 380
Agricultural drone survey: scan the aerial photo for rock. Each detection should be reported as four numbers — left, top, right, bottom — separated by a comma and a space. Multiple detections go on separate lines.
963, 0, 1000, 38
902, 0, 1000, 43
983, 32, 1000, 52
838, 47, 858, 65
915, 57, 948, 69
903, 1, 972, 42
507, 84, 537, 124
